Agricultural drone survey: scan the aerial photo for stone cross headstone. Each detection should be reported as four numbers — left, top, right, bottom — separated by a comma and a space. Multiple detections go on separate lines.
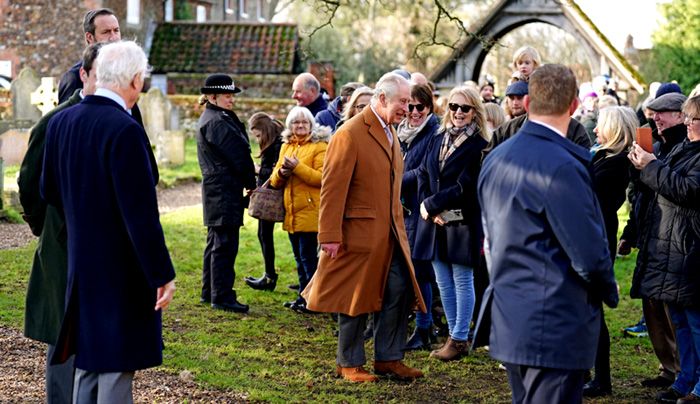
30, 77, 58, 116
10, 68, 41, 121
140, 87, 185, 166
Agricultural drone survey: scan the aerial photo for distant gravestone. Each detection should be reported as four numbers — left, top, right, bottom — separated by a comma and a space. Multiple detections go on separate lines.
30, 77, 58, 116
141, 87, 185, 166
11, 68, 41, 121
0, 129, 30, 165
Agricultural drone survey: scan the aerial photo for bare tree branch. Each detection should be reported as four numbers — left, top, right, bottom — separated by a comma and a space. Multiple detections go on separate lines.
307, 0, 341, 39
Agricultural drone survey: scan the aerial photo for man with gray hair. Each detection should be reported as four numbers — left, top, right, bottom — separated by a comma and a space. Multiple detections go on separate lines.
41, 41, 176, 402
303, 72, 426, 383
291, 72, 328, 116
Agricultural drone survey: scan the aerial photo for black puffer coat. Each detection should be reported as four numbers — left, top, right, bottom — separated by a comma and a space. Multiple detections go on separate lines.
632, 139, 700, 307
197, 103, 256, 227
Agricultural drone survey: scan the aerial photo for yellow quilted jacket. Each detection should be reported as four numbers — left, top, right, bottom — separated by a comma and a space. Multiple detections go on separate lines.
269, 127, 330, 233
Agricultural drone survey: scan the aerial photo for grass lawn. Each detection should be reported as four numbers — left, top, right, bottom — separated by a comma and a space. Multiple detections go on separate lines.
0, 205, 663, 402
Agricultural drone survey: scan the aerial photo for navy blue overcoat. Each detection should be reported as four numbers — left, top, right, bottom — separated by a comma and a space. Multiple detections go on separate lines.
412, 128, 487, 267
478, 121, 618, 370
41, 95, 176, 372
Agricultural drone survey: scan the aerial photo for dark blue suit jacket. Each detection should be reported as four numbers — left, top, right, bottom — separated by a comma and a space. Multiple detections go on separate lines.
477, 120, 618, 370
41, 95, 175, 372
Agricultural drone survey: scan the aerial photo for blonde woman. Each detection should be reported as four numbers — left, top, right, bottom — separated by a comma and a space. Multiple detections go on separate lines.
483, 102, 506, 135
584, 106, 637, 397
335, 86, 374, 130
414, 86, 488, 360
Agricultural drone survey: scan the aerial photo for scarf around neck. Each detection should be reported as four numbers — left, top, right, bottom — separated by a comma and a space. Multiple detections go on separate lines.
439, 122, 477, 170
397, 114, 433, 146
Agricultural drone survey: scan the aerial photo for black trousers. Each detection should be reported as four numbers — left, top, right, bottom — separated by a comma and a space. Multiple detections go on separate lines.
201, 225, 240, 304
504, 363, 585, 404
257, 219, 276, 277
336, 246, 414, 367
592, 310, 611, 387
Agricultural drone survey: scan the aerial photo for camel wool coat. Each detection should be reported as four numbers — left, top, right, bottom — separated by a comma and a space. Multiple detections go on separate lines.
302, 106, 426, 316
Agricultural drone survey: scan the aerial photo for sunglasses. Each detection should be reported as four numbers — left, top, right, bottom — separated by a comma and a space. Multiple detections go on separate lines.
408, 103, 426, 112
448, 103, 473, 113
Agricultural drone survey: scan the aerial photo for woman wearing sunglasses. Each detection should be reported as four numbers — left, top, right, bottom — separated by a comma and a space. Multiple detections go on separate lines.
414, 86, 489, 361
397, 83, 441, 350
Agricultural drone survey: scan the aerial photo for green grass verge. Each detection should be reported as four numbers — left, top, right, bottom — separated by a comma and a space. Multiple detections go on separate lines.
0, 206, 662, 402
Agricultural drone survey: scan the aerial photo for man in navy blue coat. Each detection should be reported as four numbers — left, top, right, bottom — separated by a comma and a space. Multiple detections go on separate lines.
478, 64, 619, 403
41, 41, 176, 402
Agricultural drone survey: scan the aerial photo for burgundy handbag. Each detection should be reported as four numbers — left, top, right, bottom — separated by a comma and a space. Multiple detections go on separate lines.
248, 179, 285, 222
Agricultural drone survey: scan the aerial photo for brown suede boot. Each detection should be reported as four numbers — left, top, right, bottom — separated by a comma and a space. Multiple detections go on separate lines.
429, 337, 469, 361
373, 360, 424, 380
335, 365, 379, 382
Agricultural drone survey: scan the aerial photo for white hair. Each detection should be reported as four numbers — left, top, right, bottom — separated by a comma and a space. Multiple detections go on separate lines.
371, 72, 410, 106
95, 41, 148, 89
285, 106, 317, 132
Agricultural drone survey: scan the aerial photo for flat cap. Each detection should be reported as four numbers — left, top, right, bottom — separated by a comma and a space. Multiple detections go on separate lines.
505, 80, 528, 96
647, 92, 687, 112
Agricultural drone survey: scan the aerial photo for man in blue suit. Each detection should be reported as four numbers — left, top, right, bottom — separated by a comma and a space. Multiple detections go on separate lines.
478, 64, 619, 403
41, 41, 176, 402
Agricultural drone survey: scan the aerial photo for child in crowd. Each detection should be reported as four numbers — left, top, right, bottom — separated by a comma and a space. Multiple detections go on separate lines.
511, 46, 541, 82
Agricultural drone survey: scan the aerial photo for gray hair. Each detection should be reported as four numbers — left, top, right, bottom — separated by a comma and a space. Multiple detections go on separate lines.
285, 106, 318, 132
95, 41, 148, 90
372, 72, 410, 106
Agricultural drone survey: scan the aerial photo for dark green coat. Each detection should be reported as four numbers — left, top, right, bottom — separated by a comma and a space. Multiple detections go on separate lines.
18, 89, 81, 344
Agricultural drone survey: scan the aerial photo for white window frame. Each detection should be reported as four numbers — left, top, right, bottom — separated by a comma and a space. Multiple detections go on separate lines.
196, 5, 207, 22
127, 0, 140, 25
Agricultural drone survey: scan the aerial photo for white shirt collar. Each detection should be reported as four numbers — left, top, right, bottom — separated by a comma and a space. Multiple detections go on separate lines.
370, 105, 390, 131
528, 118, 567, 138
94, 87, 127, 111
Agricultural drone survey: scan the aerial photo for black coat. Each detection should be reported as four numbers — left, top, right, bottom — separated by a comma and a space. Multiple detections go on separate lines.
41, 95, 175, 372
413, 129, 487, 266
197, 103, 256, 227
591, 149, 631, 261
481, 114, 591, 160
632, 139, 700, 307
400, 114, 440, 249
258, 138, 282, 186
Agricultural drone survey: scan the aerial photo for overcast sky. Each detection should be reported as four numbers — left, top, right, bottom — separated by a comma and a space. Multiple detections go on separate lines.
576, 0, 668, 50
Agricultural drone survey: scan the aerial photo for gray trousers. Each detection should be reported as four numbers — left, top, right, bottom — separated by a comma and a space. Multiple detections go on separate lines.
337, 246, 413, 367
46, 344, 75, 404
72, 368, 134, 404
504, 363, 585, 404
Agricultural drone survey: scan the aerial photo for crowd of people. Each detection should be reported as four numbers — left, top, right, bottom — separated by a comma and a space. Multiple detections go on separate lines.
14, 7, 700, 404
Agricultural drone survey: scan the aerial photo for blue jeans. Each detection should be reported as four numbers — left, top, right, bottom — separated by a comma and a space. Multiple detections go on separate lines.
432, 259, 474, 342
669, 304, 700, 396
288, 232, 318, 300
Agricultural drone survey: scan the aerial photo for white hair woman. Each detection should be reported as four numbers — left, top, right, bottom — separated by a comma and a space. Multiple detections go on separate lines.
269, 106, 331, 313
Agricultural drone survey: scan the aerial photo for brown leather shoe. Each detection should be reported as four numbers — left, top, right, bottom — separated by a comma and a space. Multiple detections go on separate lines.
373, 360, 424, 380
430, 337, 469, 361
335, 365, 379, 382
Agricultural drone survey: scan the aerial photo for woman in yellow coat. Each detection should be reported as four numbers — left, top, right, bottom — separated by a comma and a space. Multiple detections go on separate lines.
270, 106, 330, 312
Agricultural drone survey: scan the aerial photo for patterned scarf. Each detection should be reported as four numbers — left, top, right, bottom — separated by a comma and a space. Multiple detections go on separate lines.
439, 122, 477, 170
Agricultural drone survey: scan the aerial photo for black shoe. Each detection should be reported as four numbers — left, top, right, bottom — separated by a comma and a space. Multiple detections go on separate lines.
656, 388, 684, 403
212, 299, 249, 314
283, 299, 299, 308
583, 380, 612, 397
288, 283, 300, 291
643, 376, 675, 388
200, 297, 210, 304
245, 274, 277, 291
404, 327, 432, 351
291, 301, 316, 314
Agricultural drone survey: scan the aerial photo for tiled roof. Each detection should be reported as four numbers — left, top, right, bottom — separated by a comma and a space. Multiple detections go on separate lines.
149, 22, 301, 74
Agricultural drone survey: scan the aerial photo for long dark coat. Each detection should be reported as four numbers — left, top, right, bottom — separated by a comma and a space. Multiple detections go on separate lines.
478, 121, 618, 370
591, 149, 631, 261
413, 128, 487, 267
633, 139, 700, 307
197, 103, 257, 227
41, 95, 175, 372
18, 89, 81, 344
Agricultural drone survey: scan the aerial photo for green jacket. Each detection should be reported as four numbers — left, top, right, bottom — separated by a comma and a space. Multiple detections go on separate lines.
18, 89, 81, 344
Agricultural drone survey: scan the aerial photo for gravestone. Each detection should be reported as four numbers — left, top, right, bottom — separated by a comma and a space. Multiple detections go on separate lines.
140, 87, 185, 166
0, 129, 30, 165
11, 68, 41, 121
30, 77, 58, 116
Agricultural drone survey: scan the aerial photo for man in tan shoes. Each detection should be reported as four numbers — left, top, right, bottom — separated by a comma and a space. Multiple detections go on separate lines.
302, 72, 426, 382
